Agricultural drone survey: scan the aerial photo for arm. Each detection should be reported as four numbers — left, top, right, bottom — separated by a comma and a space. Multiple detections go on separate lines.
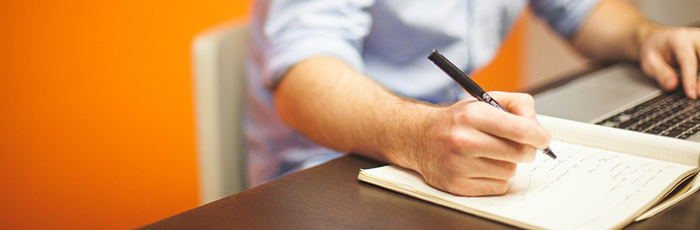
572, 0, 700, 98
274, 56, 552, 196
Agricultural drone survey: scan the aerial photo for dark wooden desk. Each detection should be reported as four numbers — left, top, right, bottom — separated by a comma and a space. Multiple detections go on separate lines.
140, 154, 700, 229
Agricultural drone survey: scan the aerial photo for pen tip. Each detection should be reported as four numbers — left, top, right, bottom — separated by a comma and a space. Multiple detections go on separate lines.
543, 147, 557, 160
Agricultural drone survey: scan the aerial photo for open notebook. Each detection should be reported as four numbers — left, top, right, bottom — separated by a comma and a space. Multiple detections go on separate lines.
358, 115, 700, 230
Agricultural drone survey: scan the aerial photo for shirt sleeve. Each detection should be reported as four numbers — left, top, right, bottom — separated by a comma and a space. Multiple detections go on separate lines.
258, 0, 375, 89
529, 0, 602, 39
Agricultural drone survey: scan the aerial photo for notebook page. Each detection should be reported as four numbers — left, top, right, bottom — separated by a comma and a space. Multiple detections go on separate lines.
635, 174, 700, 221
359, 142, 696, 230
537, 114, 700, 166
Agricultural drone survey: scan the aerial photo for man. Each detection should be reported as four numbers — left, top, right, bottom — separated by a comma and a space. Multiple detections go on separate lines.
245, 0, 700, 196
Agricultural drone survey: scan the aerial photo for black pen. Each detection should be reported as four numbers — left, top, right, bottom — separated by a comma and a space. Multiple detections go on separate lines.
427, 49, 557, 160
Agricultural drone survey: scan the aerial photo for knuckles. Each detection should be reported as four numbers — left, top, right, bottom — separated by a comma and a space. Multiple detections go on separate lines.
447, 131, 478, 150
455, 102, 488, 123
501, 162, 518, 179
513, 93, 535, 107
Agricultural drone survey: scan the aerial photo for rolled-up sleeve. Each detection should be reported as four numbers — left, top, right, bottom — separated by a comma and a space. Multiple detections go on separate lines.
530, 0, 602, 39
261, 0, 375, 88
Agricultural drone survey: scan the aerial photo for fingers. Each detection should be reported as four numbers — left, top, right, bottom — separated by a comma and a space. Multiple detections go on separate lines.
469, 102, 551, 151
642, 50, 679, 92
462, 157, 518, 180
640, 27, 700, 98
476, 136, 538, 163
441, 177, 510, 196
423, 157, 514, 196
488, 91, 537, 119
447, 99, 545, 164
672, 34, 699, 99
449, 93, 550, 163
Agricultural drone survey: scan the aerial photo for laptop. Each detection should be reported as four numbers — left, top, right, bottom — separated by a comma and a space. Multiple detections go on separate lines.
534, 63, 700, 142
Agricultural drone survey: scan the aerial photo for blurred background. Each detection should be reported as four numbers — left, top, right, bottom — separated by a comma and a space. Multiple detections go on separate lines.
0, 0, 697, 229
1, 0, 251, 229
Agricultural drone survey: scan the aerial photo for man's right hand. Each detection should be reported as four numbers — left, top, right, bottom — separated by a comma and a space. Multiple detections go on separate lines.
399, 92, 551, 196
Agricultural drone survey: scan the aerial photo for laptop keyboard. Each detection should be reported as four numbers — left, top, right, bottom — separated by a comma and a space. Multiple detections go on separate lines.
595, 91, 700, 139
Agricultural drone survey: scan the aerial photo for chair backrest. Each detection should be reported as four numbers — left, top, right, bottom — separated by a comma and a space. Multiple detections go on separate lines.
191, 22, 248, 205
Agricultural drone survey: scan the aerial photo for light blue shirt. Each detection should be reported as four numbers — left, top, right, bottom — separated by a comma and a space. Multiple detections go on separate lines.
245, 0, 601, 187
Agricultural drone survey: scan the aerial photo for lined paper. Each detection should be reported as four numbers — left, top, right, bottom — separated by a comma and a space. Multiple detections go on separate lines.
538, 115, 700, 166
359, 141, 696, 230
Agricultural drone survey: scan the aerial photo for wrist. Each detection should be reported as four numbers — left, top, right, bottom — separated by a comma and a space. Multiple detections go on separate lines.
381, 99, 441, 171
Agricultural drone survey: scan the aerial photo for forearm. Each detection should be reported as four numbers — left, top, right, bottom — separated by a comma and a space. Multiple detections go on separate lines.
571, 0, 656, 62
273, 56, 435, 166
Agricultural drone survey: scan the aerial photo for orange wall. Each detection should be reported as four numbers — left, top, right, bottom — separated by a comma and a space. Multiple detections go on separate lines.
0, 1, 524, 229
471, 11, 529, 92
0, 0, 250, 229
